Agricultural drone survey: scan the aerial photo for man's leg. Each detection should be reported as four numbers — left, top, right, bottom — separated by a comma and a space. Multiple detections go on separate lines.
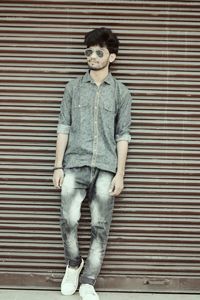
60, 168, 87, 295
80, 169, 114, 296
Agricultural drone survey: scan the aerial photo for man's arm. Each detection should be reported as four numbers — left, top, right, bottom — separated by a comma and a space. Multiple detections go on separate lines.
116, 140, 129, 176
109, 84, 132, 196
53, 133, 68, 189
109, 140, 128, 196
53, 81, 73, 189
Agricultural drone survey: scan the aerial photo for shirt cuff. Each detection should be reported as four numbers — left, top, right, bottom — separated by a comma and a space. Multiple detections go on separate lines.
57, 124, 70, 134
115, 133, 131, 143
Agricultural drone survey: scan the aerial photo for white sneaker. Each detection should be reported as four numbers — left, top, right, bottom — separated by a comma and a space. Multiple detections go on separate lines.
79, 284, 99, 300
61, 259, 84, 295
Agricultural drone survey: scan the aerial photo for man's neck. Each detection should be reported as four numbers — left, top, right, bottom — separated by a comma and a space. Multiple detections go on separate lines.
90, 68, 109, 86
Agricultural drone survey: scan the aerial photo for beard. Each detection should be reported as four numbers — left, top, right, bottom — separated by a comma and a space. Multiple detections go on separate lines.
87, 59, 110, 71
88, 65, 105, 71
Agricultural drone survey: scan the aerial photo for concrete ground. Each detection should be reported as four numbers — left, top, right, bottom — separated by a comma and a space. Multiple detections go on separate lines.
0, 290, 200, 300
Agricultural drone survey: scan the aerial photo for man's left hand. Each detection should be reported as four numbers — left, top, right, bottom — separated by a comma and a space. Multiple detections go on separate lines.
109, 173, 124, 196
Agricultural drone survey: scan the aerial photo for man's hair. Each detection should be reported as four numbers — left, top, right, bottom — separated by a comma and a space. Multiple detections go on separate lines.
84, 27, 119, 55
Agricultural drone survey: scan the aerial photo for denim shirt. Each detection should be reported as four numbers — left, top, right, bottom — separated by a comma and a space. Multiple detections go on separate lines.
57, 71, 132, 173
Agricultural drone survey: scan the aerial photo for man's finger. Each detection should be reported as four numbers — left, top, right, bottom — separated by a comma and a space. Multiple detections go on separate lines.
109, 181, 114, 193
59, 176, 64, 188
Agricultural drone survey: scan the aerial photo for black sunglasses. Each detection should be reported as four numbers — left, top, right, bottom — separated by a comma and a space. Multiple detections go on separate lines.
84, 48, 105, 58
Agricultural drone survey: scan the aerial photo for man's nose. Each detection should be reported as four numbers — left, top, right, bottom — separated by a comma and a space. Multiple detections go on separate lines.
90, 51, 97, 58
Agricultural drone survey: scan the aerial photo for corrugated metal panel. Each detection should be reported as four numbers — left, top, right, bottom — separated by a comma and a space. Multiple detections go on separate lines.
0, 0, 200, 292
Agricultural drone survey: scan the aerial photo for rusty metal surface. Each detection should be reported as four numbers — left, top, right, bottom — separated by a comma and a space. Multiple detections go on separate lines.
1, 273, 200, 293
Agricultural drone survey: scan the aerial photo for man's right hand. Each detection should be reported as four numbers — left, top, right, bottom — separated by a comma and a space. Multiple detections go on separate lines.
53, 169, 64, 189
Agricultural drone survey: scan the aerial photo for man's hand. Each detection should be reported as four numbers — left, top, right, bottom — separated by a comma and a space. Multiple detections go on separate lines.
109, 173, 124, 196
53, 169, 64, 189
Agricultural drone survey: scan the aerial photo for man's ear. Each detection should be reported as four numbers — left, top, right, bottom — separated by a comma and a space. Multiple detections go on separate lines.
109, 53, 116, 63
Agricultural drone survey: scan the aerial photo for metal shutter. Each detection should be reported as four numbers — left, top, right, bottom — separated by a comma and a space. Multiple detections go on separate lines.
0, 0, 200, 292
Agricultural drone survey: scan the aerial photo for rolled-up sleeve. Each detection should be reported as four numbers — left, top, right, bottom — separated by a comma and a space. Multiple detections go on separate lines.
57, 82, 72, 134
115, 87, 132, 143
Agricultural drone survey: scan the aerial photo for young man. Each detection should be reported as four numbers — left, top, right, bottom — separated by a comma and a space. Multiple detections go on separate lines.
53, 27, 132, 300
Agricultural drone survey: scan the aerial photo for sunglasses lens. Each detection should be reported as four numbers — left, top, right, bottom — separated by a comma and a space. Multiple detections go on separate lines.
96, 50, 104, 58
84, 49, 93, 57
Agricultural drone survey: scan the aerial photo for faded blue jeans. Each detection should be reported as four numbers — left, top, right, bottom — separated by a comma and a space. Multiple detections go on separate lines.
60, 166, 115, 286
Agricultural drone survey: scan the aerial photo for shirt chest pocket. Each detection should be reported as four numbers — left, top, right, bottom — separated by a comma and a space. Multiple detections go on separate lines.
102, 99, 116, 134
72, 96, 92, 129
103, 99, 116, 113
73, 95, 90, 109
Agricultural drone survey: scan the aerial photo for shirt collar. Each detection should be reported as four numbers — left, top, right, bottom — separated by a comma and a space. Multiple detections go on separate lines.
83, 71, 113, 85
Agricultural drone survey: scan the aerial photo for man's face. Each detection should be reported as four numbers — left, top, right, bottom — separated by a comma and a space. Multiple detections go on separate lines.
84, 45, 114, 71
